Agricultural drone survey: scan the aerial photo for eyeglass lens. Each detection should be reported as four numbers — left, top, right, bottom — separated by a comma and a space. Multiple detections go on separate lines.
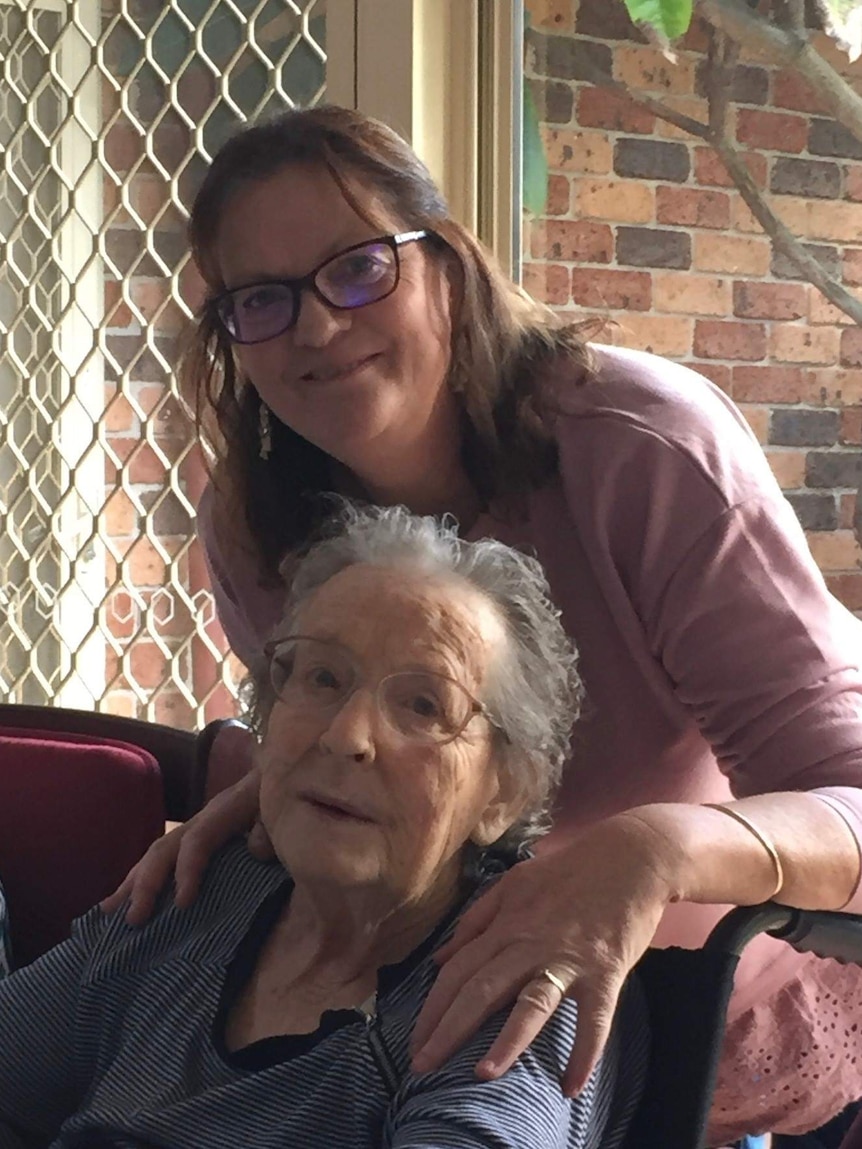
217, 240, 400, 345
270, 638, 475, 743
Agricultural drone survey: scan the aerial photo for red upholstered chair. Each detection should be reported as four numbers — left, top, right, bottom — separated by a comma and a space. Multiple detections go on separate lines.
0, 705, 245, 968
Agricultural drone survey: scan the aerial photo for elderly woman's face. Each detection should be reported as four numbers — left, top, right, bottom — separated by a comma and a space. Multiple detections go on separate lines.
257, 564, 518, 905
214, 163, 455, 477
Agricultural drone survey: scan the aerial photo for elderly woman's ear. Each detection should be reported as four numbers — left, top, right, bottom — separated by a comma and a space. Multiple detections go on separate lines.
469, 769, 530, 848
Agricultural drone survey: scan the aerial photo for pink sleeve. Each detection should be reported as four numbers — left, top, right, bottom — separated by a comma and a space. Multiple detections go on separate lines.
557, 350, 862, 850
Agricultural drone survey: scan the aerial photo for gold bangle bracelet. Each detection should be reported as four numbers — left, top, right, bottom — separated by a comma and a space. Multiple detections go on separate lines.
704, 803, 785, 901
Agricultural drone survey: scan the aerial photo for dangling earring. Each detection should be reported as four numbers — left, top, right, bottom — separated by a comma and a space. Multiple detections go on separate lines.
258, 403, 272, 460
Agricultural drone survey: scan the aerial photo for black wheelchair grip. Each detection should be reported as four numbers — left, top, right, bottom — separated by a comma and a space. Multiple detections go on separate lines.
770, 908, 862, 964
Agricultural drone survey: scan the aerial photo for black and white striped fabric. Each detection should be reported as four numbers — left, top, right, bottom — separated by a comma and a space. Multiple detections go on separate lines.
0, 841, 647, 1149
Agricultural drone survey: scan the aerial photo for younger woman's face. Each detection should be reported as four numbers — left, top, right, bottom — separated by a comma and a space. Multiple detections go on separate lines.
213, 163, 456, 481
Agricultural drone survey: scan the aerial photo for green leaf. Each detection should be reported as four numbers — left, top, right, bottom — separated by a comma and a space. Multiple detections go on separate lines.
622, 0, 693, 42
522, 84, 549, 218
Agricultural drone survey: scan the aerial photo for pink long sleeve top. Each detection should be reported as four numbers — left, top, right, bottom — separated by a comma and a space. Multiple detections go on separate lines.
197, 344, 862, 1022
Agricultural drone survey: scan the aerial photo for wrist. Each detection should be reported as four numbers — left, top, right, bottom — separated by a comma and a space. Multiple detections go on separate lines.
598, 806, 694, 906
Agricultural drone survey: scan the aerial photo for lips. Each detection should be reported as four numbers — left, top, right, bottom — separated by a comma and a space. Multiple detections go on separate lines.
300, 791, 376, 823
301, 353, 379, 383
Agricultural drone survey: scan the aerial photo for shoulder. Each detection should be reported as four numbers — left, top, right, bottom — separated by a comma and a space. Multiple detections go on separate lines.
79, 840, 286, 983
549, 344, 778, 509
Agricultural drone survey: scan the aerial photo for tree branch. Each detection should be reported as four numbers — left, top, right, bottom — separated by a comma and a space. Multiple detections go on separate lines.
712, 138, 862, 321
578, 53, 862, 325
698, 0, 862, 140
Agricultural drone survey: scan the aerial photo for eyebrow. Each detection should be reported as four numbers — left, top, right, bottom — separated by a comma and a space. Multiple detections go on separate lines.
222, 230, 385, 292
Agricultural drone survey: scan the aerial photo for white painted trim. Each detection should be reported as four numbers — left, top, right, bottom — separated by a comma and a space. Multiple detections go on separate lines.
353, 0, 480, 234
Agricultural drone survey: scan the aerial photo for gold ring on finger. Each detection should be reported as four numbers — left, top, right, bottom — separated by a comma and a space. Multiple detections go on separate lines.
539, 968, 567, 995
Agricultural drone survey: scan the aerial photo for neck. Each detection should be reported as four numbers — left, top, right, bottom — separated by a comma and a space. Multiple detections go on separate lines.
332, 395, 483, 531
278, 863, 462, 987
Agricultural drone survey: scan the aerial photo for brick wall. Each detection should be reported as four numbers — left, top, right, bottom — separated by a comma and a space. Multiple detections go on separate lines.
524, 0, 862, 613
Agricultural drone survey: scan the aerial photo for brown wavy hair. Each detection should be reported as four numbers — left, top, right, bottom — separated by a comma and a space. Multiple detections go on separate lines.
184, 105, 594, 582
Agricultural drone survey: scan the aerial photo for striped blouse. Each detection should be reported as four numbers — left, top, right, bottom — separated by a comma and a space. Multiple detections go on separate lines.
0, 841, 647, 1149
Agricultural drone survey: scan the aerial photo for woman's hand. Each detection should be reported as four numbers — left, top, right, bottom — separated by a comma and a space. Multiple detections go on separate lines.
410, 812, 684, 1096
100, 767, 270, 925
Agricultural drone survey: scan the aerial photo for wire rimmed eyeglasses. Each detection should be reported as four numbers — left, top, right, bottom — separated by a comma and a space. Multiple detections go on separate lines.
264, 635, 508, 747
211, 230, 430, 346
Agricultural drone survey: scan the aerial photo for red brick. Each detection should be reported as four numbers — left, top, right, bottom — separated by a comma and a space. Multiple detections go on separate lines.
844, 249, 862, 286
530, 218, 614, 263
104, 122, 143, 172
772, 69, 826, 115
155, 692, 197, 731
732, 281, 807, 320
655, 186, 730, 229
694, 319, 767, 360
732, 365, 806, 402
546, 173, 571, 215
694, 147, 767, 189
577, 86, 656, 134
102, 489, 139, 537
841, 326, 862, 367
840, 491, 857, 528
741, 403, 770, 442
826, 572, 862, 611
653, 272, 730, 315
576, 178, 654, 222
808, 530, 861, 572
692, 362, 732, 391
111, 440, 167, 483
104, 279, 133, 329
570, 268, 652, 310
104, 589, 138, 640
736, 109, 808, 153
613, 314, 693, 357
841, 407, 862, 444
846, 166, 862, 203
103, 391, 138, 433
767, 448, 807, 489
769, 325, 839, 364
522, 261, 571, 305
124, 538, 168, 585
541, 128, 612, 174
845, 250, 862, 291
129, 641, 171, 690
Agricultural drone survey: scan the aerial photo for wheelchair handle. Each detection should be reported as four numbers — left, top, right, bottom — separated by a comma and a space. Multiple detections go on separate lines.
705, 902, 862, 963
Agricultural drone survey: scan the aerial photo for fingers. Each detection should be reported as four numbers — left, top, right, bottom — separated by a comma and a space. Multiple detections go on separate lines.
475, 969, 567, 1080
411, 943, 530, 1072
99, 870, 136, 915
125, 836, 182, 924
410, 895, 503, 1055
561, 981, 619, 1098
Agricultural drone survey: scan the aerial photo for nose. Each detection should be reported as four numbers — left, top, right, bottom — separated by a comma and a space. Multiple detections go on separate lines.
292, 287, 351, 349
318, 688, 377, 764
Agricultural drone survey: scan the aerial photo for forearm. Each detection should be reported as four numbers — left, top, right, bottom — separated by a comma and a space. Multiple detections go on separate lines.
620, 790, 861, 911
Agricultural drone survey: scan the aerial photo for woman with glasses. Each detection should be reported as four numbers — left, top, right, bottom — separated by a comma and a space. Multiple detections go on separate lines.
111, 106, 862, 1144
0, 507, 646, 1148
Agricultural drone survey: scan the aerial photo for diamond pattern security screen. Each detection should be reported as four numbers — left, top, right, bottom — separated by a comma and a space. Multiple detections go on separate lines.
0, 0, 327, 726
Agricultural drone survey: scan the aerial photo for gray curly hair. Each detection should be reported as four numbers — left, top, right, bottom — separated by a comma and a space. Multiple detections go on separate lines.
248, 503, 582, 855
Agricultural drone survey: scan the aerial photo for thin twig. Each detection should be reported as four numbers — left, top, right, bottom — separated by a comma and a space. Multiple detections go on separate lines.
580, 52, 862, 324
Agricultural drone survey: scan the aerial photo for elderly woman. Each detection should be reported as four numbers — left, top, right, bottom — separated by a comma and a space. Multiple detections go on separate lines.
0, 507, 644, 1149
